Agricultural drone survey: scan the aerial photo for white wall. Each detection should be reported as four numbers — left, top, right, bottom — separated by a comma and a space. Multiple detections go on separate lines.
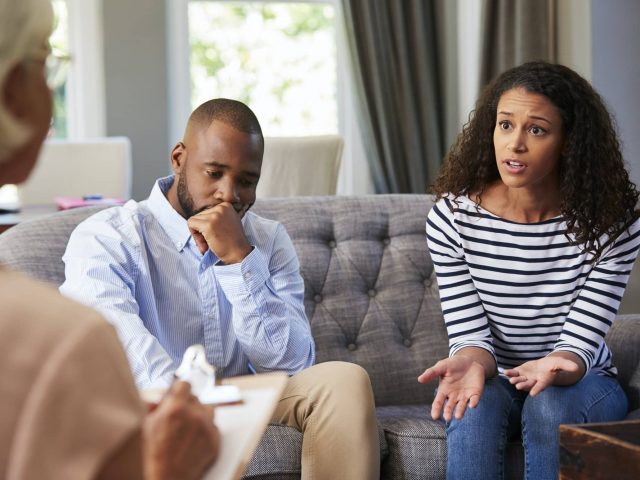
591, 0, 640, 187
102, 0, 169, 200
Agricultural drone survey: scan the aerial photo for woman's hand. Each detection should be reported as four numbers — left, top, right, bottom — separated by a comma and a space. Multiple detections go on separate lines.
143, 381, 220, 480
418, 355, 487, 422
504, 352, 584, 396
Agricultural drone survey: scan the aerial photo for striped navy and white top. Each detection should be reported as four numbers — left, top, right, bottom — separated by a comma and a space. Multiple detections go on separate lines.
426, 195, 640, 377
60, 176, 315, 389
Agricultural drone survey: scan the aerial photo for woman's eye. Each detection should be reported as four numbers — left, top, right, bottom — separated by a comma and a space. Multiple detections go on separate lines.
499, 120, 510, 130
529, 126, 546, 136
206, 171, 222, 178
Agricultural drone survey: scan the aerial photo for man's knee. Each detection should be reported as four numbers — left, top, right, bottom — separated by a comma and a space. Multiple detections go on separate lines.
302, 361, 375, 408
320, 361, 371, 390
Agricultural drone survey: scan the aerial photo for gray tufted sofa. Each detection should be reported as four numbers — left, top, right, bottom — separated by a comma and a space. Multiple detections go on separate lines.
1, 194, 640, 479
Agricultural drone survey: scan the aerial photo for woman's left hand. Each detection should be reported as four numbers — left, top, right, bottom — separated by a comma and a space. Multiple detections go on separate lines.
504, 352, 584, 396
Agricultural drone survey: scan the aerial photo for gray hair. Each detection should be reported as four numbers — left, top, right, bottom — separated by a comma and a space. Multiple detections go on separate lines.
0, 0, 53, 164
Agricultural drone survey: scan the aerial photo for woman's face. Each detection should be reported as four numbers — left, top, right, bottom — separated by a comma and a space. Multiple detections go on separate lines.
493, 87, 565, 195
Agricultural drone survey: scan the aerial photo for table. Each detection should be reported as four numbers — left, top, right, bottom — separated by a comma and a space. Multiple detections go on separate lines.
0, 205, 58, 234
559, 419, 640, 479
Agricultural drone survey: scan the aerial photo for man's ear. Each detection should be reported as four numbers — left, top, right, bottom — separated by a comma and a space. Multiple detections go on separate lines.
170, 142, 186, 173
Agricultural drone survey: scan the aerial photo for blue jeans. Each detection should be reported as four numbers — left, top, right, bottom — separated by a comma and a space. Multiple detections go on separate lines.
445, 372, 628, 480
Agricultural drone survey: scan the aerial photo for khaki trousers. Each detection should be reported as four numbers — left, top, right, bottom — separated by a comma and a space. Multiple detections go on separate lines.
271, 361, 380, 480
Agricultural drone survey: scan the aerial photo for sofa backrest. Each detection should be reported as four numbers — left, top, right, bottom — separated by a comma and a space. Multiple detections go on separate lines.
252, 195, 449, 406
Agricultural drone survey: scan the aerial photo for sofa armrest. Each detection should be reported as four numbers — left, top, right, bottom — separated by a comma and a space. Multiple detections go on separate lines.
607, 315, 640, 412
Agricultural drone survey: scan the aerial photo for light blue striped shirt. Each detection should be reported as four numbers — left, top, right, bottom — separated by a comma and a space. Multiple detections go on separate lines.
60, 176, 315, 389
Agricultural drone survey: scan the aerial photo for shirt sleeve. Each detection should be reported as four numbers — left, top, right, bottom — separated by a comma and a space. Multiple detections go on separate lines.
214, 223, 315, 374
554, 218, 640, 371
426, 198, 496, 360
60, 214, 175, 389
7, 318, 145, 480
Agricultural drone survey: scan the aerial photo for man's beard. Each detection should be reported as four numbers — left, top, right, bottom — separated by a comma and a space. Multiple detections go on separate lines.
176, 172, 253, 219
176, 173, 198, 219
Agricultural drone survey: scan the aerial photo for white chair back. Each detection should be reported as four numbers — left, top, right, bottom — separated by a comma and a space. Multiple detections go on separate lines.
256, 135, 343, 197
18, 137, 132, 205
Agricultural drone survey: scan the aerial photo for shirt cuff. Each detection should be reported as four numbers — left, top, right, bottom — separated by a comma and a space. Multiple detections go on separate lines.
214, 246, 270, 296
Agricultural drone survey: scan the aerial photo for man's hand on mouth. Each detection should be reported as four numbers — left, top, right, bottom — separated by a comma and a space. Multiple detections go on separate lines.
187, 202, 252, 263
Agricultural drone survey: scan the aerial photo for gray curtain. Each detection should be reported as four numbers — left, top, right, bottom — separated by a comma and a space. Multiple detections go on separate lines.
479, 0, 556, 88
342, 1, 452, 194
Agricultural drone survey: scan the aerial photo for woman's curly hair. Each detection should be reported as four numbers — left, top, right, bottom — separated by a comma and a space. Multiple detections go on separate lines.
431, 61, 638, 259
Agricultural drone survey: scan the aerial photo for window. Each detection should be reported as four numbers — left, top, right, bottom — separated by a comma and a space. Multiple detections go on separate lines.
49, 0, 71, 138
168, 0, 373, 194
188, 1, 337, 136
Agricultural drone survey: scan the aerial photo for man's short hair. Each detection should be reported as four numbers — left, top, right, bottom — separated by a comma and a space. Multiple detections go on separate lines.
188, 98, 263, 137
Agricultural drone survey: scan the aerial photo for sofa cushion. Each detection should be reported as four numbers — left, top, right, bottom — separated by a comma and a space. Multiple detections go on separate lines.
605, 315, 640, 411
377, 405, 446, 480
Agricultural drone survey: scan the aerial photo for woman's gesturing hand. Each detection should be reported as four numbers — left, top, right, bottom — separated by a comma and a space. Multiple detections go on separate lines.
504, 352, 583, 396
418, 356, 486, 422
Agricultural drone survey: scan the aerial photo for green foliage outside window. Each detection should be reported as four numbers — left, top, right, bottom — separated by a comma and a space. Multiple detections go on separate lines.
189, 1, 337, 136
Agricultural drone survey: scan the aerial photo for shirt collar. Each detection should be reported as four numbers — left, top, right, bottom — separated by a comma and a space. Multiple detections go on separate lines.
148, 175, 192, 252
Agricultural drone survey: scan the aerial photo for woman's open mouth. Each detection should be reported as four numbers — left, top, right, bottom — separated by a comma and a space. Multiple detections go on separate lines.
503, 160, 526, 172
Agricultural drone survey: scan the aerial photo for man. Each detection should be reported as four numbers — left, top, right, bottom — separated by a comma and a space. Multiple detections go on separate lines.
0, 0, 218, 478
61, 98, 380, 479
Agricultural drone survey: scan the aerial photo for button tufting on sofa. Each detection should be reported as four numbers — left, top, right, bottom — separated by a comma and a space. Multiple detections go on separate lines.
347, 343, 357, 351
383, 238, 390, 246
327, 240, 336, 248
368, 289, 377, 297
423, 279, 432, 288
403, 338, 412, 347
313, 294, 322, 303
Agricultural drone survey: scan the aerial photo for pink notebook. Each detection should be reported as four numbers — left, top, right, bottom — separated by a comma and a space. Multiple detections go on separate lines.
55, 196, 126, 210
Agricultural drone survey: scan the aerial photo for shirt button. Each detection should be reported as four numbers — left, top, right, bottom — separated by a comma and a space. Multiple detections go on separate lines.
347, 343, 357, 351
368, 289, 376, 297
176, 241, 183, 249
314, 294, 323, 303
244, 271, 252, 280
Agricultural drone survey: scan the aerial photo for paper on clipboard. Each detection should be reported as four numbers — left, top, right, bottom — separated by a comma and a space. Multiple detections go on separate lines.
204, 373, 288, 480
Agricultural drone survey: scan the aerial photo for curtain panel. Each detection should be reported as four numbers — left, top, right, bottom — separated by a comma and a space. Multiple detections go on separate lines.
342, 0, 450, 194
479, 0, 556, 89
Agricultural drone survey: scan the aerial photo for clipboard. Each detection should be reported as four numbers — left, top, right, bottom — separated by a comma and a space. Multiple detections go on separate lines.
203, 373, 288, 480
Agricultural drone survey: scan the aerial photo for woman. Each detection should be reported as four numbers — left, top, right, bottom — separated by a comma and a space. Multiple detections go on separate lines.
0, 0, 218, 478
418, 61, 640, 479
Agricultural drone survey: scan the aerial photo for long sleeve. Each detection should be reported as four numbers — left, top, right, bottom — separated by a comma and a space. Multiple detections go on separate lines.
426, 200, 496, 359
60, 211, 176, 389
215, 223, 315, 374
555, 219, 640, 370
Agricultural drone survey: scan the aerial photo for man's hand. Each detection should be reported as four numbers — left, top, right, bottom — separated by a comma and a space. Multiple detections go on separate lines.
504, 352, 584, 396
418, 356, 486, 422
187, 202, 252, 263
143, 381, 220, 480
